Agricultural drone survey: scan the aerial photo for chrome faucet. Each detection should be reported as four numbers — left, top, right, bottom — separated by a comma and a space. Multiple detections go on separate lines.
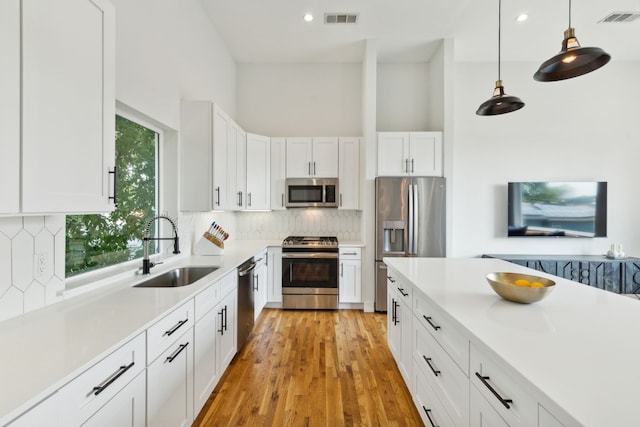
142, 215, 180, 274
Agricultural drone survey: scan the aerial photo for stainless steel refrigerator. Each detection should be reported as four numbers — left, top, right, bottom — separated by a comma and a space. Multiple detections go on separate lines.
375, 177, 446, 311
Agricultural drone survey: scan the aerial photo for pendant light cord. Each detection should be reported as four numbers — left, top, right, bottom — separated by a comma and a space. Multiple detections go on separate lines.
568, 0, 572, 28
497, 0, 501, 80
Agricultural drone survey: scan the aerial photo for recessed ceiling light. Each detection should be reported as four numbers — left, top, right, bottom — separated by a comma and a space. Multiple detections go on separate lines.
516, 13, 528, 22
304, 13, 313, 22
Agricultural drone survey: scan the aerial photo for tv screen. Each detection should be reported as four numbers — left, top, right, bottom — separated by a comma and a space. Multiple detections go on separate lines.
507, 182, 607, 237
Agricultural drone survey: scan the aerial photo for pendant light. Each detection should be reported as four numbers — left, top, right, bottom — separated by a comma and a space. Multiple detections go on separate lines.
476, 0, 525, 116
534, 0, 610, 81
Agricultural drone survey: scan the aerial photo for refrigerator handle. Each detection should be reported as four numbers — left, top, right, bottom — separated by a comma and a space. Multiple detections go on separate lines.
408, 184, 414, 255
413, 184, 419, 254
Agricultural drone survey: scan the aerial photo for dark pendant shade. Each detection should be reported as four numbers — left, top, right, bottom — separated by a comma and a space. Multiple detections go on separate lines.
476, 81, 525, 116
534, 28, 610, 81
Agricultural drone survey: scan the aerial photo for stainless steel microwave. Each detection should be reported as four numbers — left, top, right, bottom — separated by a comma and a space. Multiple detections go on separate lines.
285, 178, 338, 208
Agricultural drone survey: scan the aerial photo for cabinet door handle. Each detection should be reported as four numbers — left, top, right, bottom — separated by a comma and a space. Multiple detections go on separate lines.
308, 162, 311, 175
248, 192, 252, 207
397, 287, 409, 297
411, 158, 414, 173
92, 361, 135, 396
215, 186, 221, 206
422, 355, 441, 377
393, 301, 400, 325
422, 406, 439, 427
475, 372, 513, 409
423, 315, 441, 331
164, 318, 188, 337
340, 193, 343, 207
340, 263, 344, 277
253, 275, 259, 291
166, 342, 189, 363
404, 159, 409, 173
313, 161, 316, 175
108, 167, 117, 206
223, 305, 228, 332
281, 193, 284, 207
218, 309, 224, 335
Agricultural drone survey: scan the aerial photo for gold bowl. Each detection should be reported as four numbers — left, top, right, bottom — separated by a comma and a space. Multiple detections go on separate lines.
485, 272, 555, 304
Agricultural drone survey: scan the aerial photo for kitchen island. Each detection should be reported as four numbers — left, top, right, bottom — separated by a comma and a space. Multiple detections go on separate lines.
384, 257, 640, 427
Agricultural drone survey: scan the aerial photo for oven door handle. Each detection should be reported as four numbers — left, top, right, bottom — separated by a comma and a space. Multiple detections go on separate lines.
282, 253, 339, 259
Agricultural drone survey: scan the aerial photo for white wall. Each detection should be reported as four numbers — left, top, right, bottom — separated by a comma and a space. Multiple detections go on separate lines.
112, 0, 237, 127
236, 63, 362, 136
376, 63, 431, 131
452, 60, 640, 257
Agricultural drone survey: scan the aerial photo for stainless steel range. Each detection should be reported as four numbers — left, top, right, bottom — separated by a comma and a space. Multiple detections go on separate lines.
282, 236, 339, 309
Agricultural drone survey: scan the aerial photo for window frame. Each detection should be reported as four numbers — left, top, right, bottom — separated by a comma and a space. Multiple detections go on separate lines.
64, 107, 178, 293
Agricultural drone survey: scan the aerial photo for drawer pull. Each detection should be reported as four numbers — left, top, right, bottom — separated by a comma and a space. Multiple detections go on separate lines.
166, 342, 189, 363
421, 406, 439, 427
422, 355, 441, 377
342, 252, 357, 256
397, 288, 409, 297
423, 315, 441, 331
92, 361, 135, 396
475, 372, 513, 409
164, 318, 188, 337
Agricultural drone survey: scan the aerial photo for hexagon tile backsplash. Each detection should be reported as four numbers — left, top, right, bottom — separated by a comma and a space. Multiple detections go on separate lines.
0, 216, 65, 322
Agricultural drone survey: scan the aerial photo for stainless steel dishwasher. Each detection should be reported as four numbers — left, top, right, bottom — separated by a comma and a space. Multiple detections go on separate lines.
237, 258, 256, 350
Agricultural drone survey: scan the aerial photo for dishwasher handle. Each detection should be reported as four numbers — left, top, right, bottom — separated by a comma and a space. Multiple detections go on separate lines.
238, 262, 257, 276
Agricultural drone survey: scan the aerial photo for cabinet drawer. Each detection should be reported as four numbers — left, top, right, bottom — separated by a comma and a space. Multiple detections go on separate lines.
219, 269, 237, 299
413, 320, 468, 426
339, 247, 361, 259
413, 365, 456, 427
414, 291, 469, 374
59, 332, 145, 426
470, 382, 510, 427
195, 281, 220, 322
147, 299, 195, 364
470, 342, 537, 426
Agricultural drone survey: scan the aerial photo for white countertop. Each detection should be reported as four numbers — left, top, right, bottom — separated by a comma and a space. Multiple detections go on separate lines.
0, 240, 279, 425
384, 257, 640, 427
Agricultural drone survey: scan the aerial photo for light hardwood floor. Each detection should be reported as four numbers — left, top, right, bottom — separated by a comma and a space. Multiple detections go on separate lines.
193, 308, 423, 426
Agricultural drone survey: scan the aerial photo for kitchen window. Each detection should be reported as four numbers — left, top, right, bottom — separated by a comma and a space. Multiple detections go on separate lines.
65, 115, 159, 277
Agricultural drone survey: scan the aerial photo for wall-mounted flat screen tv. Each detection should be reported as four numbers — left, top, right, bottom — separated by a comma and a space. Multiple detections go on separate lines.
508, 182, 607, 237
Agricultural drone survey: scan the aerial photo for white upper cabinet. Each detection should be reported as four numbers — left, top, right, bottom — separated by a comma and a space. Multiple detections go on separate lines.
286, 137, 338, 178
0, 0, 20, 214
377, 132, 443, 177
338, 138, 360, 210
246, 133, 271, 211
227, 121, 247, 211
180, 102, 232, 211
3, 0, 115, 214
270, 138, 286, 210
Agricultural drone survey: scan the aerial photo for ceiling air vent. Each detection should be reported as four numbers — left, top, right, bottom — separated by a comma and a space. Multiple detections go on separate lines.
324, 13, 359, 24
599, 12, 640, 23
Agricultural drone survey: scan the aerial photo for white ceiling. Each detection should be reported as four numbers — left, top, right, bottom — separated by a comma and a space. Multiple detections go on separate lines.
201, 0, 640, 63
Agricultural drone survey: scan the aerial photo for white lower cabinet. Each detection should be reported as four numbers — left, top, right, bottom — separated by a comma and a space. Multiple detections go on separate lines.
470, 383, 509, 427
413, 367, 456, 427
146, 300, 195, 427
254, 252, 268, 319
267, 247, 283, 304
7, 393, 60, 427
59, 332, 146, 426
339, 247, 361, 303
147, 327, 194, 427
82, 370, 146, 427
386, 273, 412, 386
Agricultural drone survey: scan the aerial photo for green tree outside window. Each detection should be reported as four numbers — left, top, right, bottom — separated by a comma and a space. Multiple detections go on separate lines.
66, 115, 158, 277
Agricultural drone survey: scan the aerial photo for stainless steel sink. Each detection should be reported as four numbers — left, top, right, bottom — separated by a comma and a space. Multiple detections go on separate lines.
134, 266, 218, 288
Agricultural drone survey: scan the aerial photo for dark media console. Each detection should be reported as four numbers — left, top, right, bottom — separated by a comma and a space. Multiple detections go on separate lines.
483, 254, 640, 294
